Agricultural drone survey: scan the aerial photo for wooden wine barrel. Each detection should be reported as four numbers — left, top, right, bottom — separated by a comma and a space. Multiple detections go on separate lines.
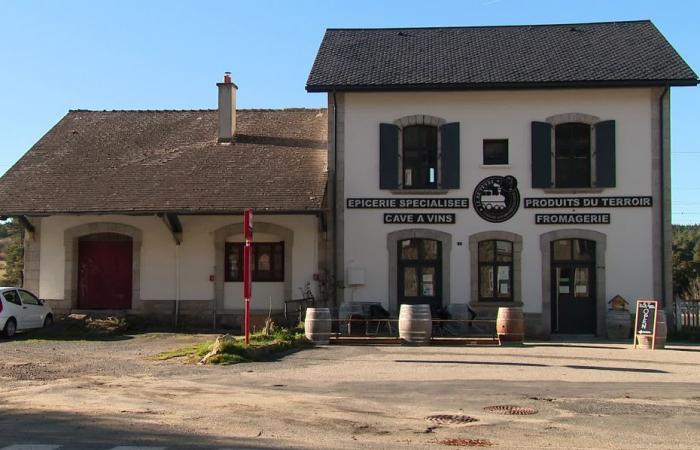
639, 310, 667, 349
304, 308, 331, 345
398, 304, 432, 345
606, 310, 632, 340
496, 307, 524, 345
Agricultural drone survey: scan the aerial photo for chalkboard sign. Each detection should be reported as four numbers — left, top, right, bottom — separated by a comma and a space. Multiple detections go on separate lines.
633, 300, 658, 349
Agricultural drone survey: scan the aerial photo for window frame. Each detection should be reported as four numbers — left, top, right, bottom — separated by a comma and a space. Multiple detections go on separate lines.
224, 241, 285, 282
401, 124, 439, 189
477, 240, 514, 302
543, 113, 601, 191
554, 122, 591, 188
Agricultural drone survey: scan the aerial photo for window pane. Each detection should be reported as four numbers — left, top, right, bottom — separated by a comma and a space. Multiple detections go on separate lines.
573, 239, 595, 261
400, 239, 418, 260
553, 240, 571, 260
2, 290, 20, 305
574, 268, 590, 298
403, 125, 438, 188
557, 267, 572, 294
422, 240, 438, 260
18, 290, 39, 305
496, 265, 511, 299
478, 241, 494, 262
225, 244, 241, 281
403, 267, 418, 297
257, 253, 271, 272
483, 139, 509, 165
555, 122, 591, 188
495, 240, 513, 262
421, 267, 436, 297
479, 265, 494, 299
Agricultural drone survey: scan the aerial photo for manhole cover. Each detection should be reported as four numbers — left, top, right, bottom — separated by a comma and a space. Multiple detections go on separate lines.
425, 414, 478, 425
432, 438, 494, 447
483, 405, 538, 415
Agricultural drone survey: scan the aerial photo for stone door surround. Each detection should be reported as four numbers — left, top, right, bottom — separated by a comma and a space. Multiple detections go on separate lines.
213, 221, 294, 313
64, 222, 143, 311
387, 228, 452, 315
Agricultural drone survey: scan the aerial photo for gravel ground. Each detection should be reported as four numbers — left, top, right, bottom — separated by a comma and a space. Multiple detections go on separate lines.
1, 332, 699, 449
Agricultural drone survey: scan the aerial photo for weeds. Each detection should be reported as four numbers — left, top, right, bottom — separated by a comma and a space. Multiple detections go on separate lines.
155, 326, 308, 365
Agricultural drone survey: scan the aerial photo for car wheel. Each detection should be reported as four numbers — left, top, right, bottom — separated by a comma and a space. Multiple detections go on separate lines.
3, 318, 17, 338
43, 314, 53, 328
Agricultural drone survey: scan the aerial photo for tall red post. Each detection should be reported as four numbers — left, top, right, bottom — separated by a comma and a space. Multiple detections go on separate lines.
243, 208, 253, 344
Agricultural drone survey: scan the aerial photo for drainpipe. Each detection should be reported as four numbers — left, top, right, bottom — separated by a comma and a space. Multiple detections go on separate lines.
659, 85, 669, 310
174, 243, 181, 329
332, 91, 339, 309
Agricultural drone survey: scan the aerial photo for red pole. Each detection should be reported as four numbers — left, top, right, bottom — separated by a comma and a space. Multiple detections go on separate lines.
243, 208, 253, 344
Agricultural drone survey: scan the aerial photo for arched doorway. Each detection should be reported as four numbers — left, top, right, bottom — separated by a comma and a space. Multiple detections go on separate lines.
387, 229, 452, 315
550, 238, 596, 334
77, 233, 133, 309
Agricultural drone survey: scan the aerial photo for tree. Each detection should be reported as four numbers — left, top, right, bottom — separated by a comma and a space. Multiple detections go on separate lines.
1, 219, 24, 287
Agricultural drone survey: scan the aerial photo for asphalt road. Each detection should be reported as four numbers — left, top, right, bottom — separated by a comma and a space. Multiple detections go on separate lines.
1, 333, 699, 449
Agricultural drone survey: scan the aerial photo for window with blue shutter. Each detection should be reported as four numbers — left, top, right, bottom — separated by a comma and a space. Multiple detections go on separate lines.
531, 121, 553, 188
379, 123, 400, 189
440, 122, 460, 189
594, 120, 616, 187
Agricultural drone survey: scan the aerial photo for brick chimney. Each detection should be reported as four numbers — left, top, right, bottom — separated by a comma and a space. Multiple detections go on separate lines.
217, 72, 237, 142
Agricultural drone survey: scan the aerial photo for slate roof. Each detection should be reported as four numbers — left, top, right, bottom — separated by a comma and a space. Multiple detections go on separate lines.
0, 109, 328, 215
306, 20, 698, 91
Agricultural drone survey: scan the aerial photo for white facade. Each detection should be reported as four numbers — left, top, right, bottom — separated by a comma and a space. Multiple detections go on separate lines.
35, 214, 321, 321
335, 88, 666, 336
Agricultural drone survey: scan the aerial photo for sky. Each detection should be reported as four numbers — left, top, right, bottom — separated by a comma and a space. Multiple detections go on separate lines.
1, 0, 698, 223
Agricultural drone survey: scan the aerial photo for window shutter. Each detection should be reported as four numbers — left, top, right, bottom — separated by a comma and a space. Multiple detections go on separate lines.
531, 121, 553, 188
379, 123, 400, 189
440, 122, 460, 189
595, 120, 616, 187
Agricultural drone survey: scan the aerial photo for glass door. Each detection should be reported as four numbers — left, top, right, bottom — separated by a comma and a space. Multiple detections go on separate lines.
397, 239, 442, 312
551, 239, 596, 334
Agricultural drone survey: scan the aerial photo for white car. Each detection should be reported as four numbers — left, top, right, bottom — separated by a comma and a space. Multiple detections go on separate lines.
0, 287, 53, 337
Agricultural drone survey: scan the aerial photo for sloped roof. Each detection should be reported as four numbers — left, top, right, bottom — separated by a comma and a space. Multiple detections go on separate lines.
306, 20, 698, 91
0, 109, 328, 215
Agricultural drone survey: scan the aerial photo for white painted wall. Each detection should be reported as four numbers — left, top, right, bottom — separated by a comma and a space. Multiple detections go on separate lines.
341, 88, 656, 313
38, 214, 320, 311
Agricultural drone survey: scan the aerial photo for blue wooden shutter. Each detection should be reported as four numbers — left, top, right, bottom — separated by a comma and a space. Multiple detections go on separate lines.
531, 121, 553, 188
379, 123, 400, 189
440, 122, 460, 189
595, 120, 616, 188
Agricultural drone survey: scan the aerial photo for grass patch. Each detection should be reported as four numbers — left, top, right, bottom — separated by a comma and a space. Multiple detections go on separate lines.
155, 327, 309, 365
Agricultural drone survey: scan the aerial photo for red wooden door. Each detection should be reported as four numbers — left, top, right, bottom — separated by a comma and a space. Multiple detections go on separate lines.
78, 239, 133, 309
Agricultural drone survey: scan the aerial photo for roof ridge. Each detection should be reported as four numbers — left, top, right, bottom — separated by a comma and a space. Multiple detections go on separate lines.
68, 107, 327, 113
325, 20, 652, 31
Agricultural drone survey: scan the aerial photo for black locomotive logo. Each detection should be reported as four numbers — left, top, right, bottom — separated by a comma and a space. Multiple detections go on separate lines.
472, 175, 520, 223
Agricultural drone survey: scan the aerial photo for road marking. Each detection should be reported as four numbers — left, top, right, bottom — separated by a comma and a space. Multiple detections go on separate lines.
1, 446, 61, 450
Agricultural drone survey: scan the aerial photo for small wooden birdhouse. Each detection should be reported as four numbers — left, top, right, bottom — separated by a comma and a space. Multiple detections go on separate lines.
608, 295, 629, 311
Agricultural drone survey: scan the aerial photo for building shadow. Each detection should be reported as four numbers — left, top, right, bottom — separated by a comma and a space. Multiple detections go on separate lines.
0, 407, 309, 449
564, 364, 669, 374
394, 359, 549, 367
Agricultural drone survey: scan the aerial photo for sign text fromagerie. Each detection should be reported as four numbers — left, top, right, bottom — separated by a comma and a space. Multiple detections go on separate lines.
383, 213, 456, 224
347, 198, 469, 209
